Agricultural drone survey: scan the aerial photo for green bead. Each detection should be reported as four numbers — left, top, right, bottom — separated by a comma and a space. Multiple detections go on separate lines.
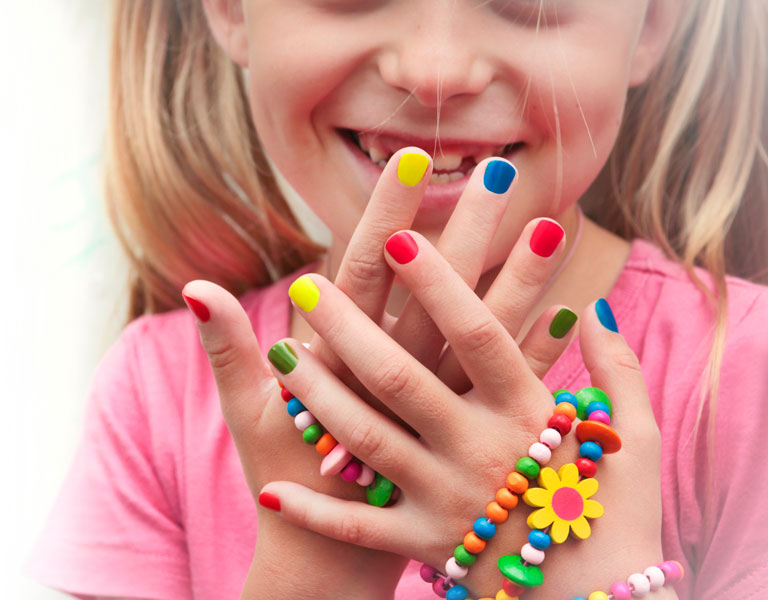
552, 389, 570, 400
575, 387, 613, 420
516, 456, 540, 479
454, 544, 477, 567
497, 554, 544, 588
366, 473, 395, 507
302, 424, 323, 444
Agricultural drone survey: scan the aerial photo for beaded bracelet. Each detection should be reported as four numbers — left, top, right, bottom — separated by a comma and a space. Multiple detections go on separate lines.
277, 380, 399, 507
572, 560, 685, 599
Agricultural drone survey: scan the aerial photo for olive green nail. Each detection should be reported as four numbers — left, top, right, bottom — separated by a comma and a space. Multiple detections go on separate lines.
268, 341, 298, 374
549, 308, 578, 339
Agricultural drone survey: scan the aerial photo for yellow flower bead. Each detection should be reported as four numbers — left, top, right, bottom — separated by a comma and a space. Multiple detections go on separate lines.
588, 592, 610, 600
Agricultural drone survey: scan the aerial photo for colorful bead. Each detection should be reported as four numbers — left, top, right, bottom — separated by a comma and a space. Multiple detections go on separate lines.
446, 585, 468, 600
575, 387, 613, 420
419, 564, 438, 582
579, 441, 603, 461
588, 410, 611, 425
585, 400, 610, 417
540, 428, 562, 449
576, 420, 622, 454
547, 414, 572, 436
355, 463, 375, 486
554, 402, 577, 421
277, 380, 285, 389
575, 457, 597, 478
463, 531, 487, 554
520, 543, 545, 565
658, 561, 684, 583
506, 472, 529, 494
627, 573, 650, 596
445, 557, 469, 580
320, 443, 352, 476
587, 593, 610, 600
496, 487, 518, 509
502, 580, 525, 596
315, 432, 337, 455
528, 529, 551, 550
286, 397, 306, 417
610, 582, 633, 599
486, 501, 509, 523
454, 544, 477, 567
340, 460, 362, 482
554, 390, 578, 408
495, 591, 515, 600
280, 387, 293, 402
432, 576, 449, 598
643, 566, 665, 589
302, 423, 323, 444
473, 518, 497, 540
497, 554, 543, 588
366, 473, 395, 506
528, 442, 552, 464
294, 410, 317, 431
516, 457, 540, 479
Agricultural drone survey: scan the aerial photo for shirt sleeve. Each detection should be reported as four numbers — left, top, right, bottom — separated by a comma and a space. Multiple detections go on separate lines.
23, 318, 192, 600
691, 289, 768, 598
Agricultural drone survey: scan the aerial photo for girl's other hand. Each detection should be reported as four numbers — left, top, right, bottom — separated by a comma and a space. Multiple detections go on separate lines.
260, 231, 663, 599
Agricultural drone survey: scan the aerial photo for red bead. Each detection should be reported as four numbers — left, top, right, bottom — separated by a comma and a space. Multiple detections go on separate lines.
280, 388, 294, 402
502, 580, 526, 596
575, 458, 597, 478
548, 414, 572, 436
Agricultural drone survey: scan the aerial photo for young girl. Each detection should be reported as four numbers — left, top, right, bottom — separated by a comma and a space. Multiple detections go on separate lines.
26, 0, 768, 599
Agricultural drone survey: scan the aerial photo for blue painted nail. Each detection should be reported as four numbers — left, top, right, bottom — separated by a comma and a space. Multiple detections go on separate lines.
483, 159, 517, 194
595, 298, 618, 332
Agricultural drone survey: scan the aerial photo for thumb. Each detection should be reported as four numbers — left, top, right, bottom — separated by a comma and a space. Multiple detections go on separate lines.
182, 280, 274, 437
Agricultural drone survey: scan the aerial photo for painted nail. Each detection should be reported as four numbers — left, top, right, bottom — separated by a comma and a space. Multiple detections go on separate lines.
258, 491, 281, 512
595, 298, 619, 332
385, 231, 419, 264
268, 341, 298, 374
182, 293, 210, 322
549, 308, 578, 339
397, 152, 430, 186
529, 219, 565, 258
483, 159, 517, 194
288, 275, 320, 312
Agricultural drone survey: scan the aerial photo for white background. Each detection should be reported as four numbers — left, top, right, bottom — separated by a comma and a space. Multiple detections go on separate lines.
1, 2, 127, 598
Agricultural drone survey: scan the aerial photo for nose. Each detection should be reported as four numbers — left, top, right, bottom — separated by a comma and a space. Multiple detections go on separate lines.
376, 6, 493, 108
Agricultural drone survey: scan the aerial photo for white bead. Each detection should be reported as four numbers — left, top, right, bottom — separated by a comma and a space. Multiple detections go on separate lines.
444, 557, 468, 580
643, 566, 665, 590
628, 573, 651, 597
355, 463, 375, 487
294, 411, 317, 431
520, 543, 545, 565
528, 442, 552, 464
540, 428, 562, 449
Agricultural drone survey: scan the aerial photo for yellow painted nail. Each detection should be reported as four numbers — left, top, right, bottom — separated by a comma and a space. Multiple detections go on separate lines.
397, 152, 430, 187
288, 275, 320, 312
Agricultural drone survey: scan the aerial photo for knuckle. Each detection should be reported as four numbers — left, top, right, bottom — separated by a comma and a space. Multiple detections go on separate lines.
205, 341, 241, 373
454, 318, 502, 356
342, 252, 385, 292
346, 417, 387, 463
335, 512, 364, 546
371, 358, 413, 400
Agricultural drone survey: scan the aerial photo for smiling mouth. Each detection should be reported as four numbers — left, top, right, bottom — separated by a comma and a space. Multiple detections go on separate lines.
341, 129, 523, 185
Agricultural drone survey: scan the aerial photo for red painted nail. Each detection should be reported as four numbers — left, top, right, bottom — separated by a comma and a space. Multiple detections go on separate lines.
529, 220, 564, 258
182, 293, 210, 322
258, 491, 281, 512
385, 231, 419, 264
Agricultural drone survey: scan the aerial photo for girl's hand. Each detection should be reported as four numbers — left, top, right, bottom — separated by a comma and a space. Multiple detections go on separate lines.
259, 232, 665, 599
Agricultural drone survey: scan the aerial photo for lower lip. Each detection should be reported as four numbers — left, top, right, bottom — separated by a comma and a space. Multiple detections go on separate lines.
340, 132, 520, 217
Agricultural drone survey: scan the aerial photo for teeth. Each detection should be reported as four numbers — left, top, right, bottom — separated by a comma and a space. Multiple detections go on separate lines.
369, 146, 390, 164
377, 160, 387, 168
433, 152, 463, 172
429, 171, 465, 185
448, 171, 464, 182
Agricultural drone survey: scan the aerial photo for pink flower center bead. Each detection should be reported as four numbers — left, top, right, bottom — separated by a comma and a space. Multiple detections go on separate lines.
551, 487, 584, 521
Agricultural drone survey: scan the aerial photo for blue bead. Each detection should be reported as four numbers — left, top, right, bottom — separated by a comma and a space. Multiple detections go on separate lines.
554, 391, 578, 408
586, 400, 610, 417
580, 441, 603, 461
572, 597, 587, 600
472, 518, 496, 540
528, 529, 551, 550
446, 585, 468, 600
286, 398, 306, 417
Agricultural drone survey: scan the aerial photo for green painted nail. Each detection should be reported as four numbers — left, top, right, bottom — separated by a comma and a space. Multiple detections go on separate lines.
268, 341, 298, 374
549, 308, 578, 339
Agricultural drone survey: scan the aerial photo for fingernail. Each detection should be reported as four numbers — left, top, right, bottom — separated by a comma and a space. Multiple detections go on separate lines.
288, 275, 320, 312
397, 152, 430, 186
182, 293, 210, 322
268, 341, 298, 374
549, 308, 578, 339
530, 219, 565, 258
385, 231, 419, 264
258, 491, 281, 512
595, 298, 618, 332
483, 159, 517, 194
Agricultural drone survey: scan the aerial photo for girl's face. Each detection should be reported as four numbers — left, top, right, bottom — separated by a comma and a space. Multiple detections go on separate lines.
216, 0, 673, 266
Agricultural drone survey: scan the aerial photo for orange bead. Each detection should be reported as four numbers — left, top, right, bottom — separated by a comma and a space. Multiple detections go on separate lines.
315, 432, 337, 455
463, 531, 487, 554
506, 472, 529, 495
496, 487, 519, 510
554, 402, 577, 421
486, 501, 509, 523
576, 420, 622, 454
277, 380, 285, 389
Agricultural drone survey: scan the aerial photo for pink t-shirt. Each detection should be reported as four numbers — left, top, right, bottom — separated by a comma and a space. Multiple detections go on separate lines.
25, 239, 768, 599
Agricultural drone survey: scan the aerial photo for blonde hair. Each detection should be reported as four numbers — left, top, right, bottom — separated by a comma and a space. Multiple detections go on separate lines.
107, 1, 767, 439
